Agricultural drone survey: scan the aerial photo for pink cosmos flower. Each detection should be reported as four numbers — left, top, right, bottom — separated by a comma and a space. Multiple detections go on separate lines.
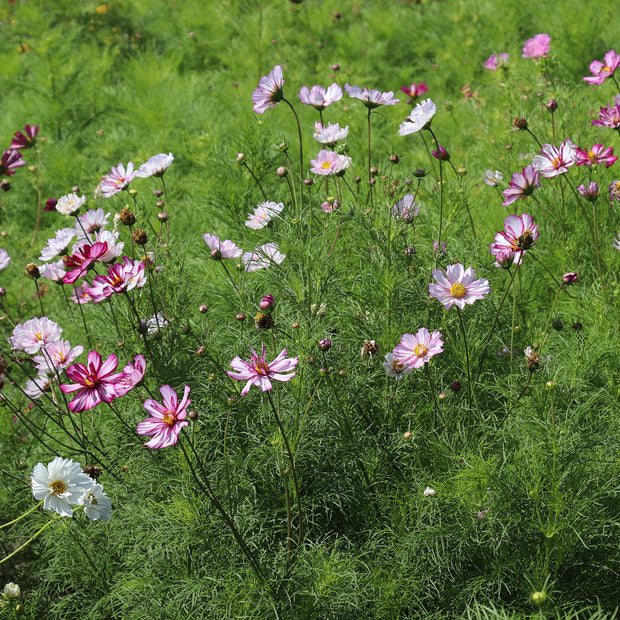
114, 354, 146, 398
137, 384, 191, 449
399, 98, 436, 135
203, 233, 243, 259
344, 84, 399, 108
483, 170, 503, 186
228, 343, 298, 396
483, 53, 509, 71
33, 340, 84, 374
392, 194, 420, 221
502, 165, 541, 206
532, 139, 577, 178
85, 257, 146, 302
135, 153, 174, 178
609, 180, 620, 202
490, 213, 539, 261
584, 49, 620, 85
39, 259, 66, 282
310, 149, 352, 176
298, 83, 343, 109
400, 82, 429, 98
492, 247, 518, 269
90, 230, 124, 263
0, 248, 10, 270
575, 144, 617, 168
242, 243, 286, 272
429, 263, 490, 310
313, 121, 349, 146
60, 351, 124, 413
431, 145, 450, 161
252, 65, 284, 114
9, 317, 62, 355
74, 208, 110, 239
10, 125, 39, 150
24, 374, 52, 400
382, 352, 414, 380
392, 328, 444, 369
39, 228, 76, 262
245, 201, 284, 229
69, 284, 94, 305
613, 233, 620, 251
0, 149, 26, 176
591, 101, 620, 129
62, 241, 108, 285
522, 34, 550, 59
97, 162, 136, 198
577, 181, 599, 202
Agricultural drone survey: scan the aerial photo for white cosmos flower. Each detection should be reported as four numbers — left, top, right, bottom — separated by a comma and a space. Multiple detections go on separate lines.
56, 193, 86, 216
135, 153, 174, 178
78, 481, 112, 521
31, 457, 92, 517
399, 98, 437, 135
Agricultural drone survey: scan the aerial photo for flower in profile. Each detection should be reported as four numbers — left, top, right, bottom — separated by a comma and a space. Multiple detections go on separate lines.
392, 194, 420, 221
584, 49, 620, 85
398, 98, 436, 135
483, 53, 509, 71
242, 243, 286, 272
114, 354, 146, 397
60, 351, 124, 413
3, 583, 20, 599
610, 180, 620, 202
24, 374, 51, 400
383, 352, 414, 380
39, 259, 66, 282
563, 272, 578, 285
591, 101, 620, 129
344, 83, 399, 109
483, 170, 503, 186
0, 248, 10, 270
392, 328, 444, 369
431, 144, 450, 161
39, 228, 76, 262
577, 181, 599, 202
429, 263, 490, 310
502, 165, 540, 207
532, 139, 577, 177
203, 233, 243, 259
522, 33, 550, 59
313, 121, 349, 146
97, 162, 136, 198
310, 149, 352, 176
298, 83, 342, 109
137, 384, 191, 449
228, 343, 298, 396
613, 233, 620, 251
78, 481, 112, 521
135, 153, 174, 178
10, 124, 39, 150
433, 240, 447, 255
252, 65, 284, 114
9, 317, 62, 354
245, 201, 284, 229
0, 149, 26, 176
490, 213, 539, 260
31, 456, 92, 517
400, 82, 429, 98
524, 346, 541, 372
56, 193, 86, 215
492, 247, 518, 269
575, 144, 617, 168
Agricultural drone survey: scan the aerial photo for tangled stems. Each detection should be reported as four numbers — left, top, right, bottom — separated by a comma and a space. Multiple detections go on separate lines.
239, 159, 268, 201
427, 127, 444, 258
281, 97, 304, 206
456, 307, 473, 410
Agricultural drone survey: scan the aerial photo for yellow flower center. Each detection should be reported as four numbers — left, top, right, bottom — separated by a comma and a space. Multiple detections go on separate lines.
602, 66, 612, 73
392, 360, 405, 373
35, 332, 42, 341
450, 283, 467, 298
414, 344, 428, 357
551, 156, 561, 169
84, 377, 95, 387
321, 161, 332, 170
588, 150, 596, 162
50, 480, 67, 495
87, 493, 98, 505
255, 359, 270, 375
162, 411, 175, 426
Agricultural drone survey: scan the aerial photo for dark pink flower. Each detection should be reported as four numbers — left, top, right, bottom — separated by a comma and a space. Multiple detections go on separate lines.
114, 354, 146, 397
490, 213, 539, 262
522, 34, 550, 59
502, 165, 541, 206
591, 102, 620, 129
252, 65, 284, 114
400, 82, 429, 98
137, 385, 191, 449
431, 145, 450, 161
575, 144, 617, 167
85, 256, 146, 302
584, 49, 620, 85
0, 150, 26, 176
10, 125, 39, 150
60, 351, 124, 413
62, 241, 108, 285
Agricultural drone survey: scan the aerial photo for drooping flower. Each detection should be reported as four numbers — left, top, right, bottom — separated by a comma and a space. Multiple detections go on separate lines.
591, 101, 620, 129
228, 343, 298, 396
97, 162, 136, 198
114, 354, 146, 397
392, 194, 420, 221
39, 228, 76, 262
203, 233, 243, 259
10, 124, 39, 150
78, 481, 112, 521
309, 149, 352, 176
245, 201, 284, 229
490, 213, 539, 261
0, 149, 26, 176
135, 153, 174, 178
483, 170, 503, 186
429, 263, 490, 310
532, 139, 577, 177
502, 165, 541, 207
137, 384, 191, 449
522, 33, 551, 59
398, 98, 436, 135
492, 247, 518, 269
431, 144, 450, 161
242, 242, 286, 272
9, 317, 62, 355
0, 248, 10, 270
60, 351, 124, 413
298, 83, 342, 109
575, 144, 617, 168
313, 121, 349, 146
400, 82, 429, 98
30, 457, 93, 517
344, 83, 399, 108
56, 193, 86, 216
392, 328, 444, 369
483, 53, 509, 71
584, 49, 620, 85
382, 352, 414, 380
252, 65, 285, 114
577, 181, 599, 202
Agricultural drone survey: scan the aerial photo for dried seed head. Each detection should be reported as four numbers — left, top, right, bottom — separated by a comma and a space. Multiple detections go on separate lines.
83, 465, 102, 480
119, 207, 136, 225
131, 229, 148, 245
254, 312, 273, 329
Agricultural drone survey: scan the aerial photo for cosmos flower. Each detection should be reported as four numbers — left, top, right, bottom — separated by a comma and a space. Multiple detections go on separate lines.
242, 243, 286, 272
483, 170, 503, 186
228, 343, 298, 396
382, 352, 414, 380
245, 201, 284, 229
9, 317, 62, 355
252, 65, 285, 114
392, 194, 420, 221
0, 149, 26, 176
10, 124, 39, 150
0, 248, 10, 270
113, 354, 146, 398
135, 153, 174, 178
137, 384, 191, 449
522, 33, 551, 59
490, 213, 539, 262
56, 193, 86, 216
78, 481, 112, 521
532, 139, 577, 177
400, 82, 429, 98
313, 121, 349, 146
298, 83, 343, 109
398, 98, 436, 135
502, 165, 540, 207
73, 208, 110, 239
97, 162, 136, 198
429, 263, 490, 310
203, 233, 243, 259
309, 149, 352, 176
584, 49, 620, 85
392, 328, 444, 369
62, 241, 109, 285
344, 83, 399, 108
575, 144, 617, 168
85, 257, 146, 302
483, 53, 509, 70
39, 228, 76, 262
33, 340, 84, 374
577, 181, 600, 202
613, 233, 620, 251
39, 259, 66, 282
591, 101, 620, 129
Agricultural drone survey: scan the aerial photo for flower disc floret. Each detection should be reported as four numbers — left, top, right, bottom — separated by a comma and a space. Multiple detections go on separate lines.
429, 263, 490, 310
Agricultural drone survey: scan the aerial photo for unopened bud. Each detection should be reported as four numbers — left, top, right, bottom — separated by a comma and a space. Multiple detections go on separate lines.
304, 178, 313, 186
236, 313, 246, 321
260, 294, 274, 310
389, 154, 399, 164
188, 410, 198, 419
513, 117, 528, 130
276, 166, 288, 177
236, 153, 245, 164
199, 304, 208, 313
158, 212, 169, 222
318, 338, 332, 350
196, 345, 206, 355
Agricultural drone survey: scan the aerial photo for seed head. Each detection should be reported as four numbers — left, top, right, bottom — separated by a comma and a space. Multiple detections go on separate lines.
119, 207, 136, 225
131, 229, 148, 245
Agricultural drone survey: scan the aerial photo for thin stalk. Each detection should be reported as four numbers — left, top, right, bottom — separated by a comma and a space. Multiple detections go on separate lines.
30, 149, 43, 245
282, 98, 304, 200
241, 161, 268, 201
424, 364, 442, 427
427, 127, 444, 259
0, 518, 56, 565
34, 279, 45, 316
456, 307, 473, 410
540, 282, 564, 351
0, 500, 44, 530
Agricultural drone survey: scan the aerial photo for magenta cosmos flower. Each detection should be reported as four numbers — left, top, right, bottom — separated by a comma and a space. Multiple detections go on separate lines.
483, 53, 509, 71
60, 351, 124, 413
203, 233, 243, 259
252, 65, 284, 114
228, 343, 298, 397
10, 125, 39, 150
502, 165, 541, 206
298, 83, 342, 110
114, 354, 146, 398
0, 149, 26, 176
591, 101, 620, 129
490, 213, 539, 262
392, 328, 444, 369
584, 49, 620, 85
344, 83, 399, 109
576, 144, 617, 167
522, 34, 550, 59
400, 82, 429, 98
532, 139, 577, 178
137, 384, 191, 449
310, 149, 352, 176
429, 264, 490, 310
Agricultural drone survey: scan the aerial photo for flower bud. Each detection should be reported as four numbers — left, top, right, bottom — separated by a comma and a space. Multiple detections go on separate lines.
531, 591, 547, 605
260, 294, 275, 310
291, 322, 300, 329
24, 263, 40, 279
236, 153, 245, 164
413, 168, 426, 178
572, 322, 582, 330
450, 380, 461, 391
0, 180, 10, 192
403, 431, 412, 440
199, 304, 208, 313
389, 154, 399, 164
235, 313, 246, 322
546, 99, 557, 112
196, 345, 206, 355
304, 178, 314, 186
562, 272, 578, 285
552, 318, 563, 331
3, 583, 20, 599
318, 338, 332, 350
188, 410, 198, 419
276, 166, 288, 178
153, 189, 164, 197
513, 117, 528, 130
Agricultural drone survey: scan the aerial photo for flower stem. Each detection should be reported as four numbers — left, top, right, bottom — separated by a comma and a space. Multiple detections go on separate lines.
456, 306, 473, 410
0, 500, 44, 530
0, 517, 55, 565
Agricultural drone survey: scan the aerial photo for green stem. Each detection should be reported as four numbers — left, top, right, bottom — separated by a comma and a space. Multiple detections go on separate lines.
0, 517, 55, 565
0, 500, 44, 530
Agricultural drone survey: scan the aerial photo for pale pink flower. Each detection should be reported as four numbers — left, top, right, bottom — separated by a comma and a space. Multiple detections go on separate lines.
429, 263, 490, 310
39, 259, 66, 283
490, 213, 539, 262
483, 170, 503, 186
532, 139, 577, 177
591, 101, 620, 129
242, 243, 286, 272
203, 233, 243, 259
33, 340, 84, 374
9, 317, 62, 355
575, 144, 617, 168
97, 162, 136, 198
313, 121, 349, 146
502, 165, 540, 206
252, 65, 284, 114
114, 354, 146, 398
344, 83, 399, 108
245, 201, 284, 229
400, 82, 429, 98
392, 328, 444, 369
69, 284, 94, 305
228, 343, 298, 396
39, 228, 76, 262
577, 181, 599, 202
584, 49, 620, 85
91, 230, 125, 262
137, 385, 191, 449
135, 153, 174, 178
399, 98, 436, 135
492, 247, 518, 269
522, 34, 550, 59
73, 208, 110, 239
310, 149, 352, 176
298, 83, 342, 109
392, 194, 419, 221
24, 374, 52, 400
483, 53, 509, 71
0, 248, 10, 270
613, 233, 620, 251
